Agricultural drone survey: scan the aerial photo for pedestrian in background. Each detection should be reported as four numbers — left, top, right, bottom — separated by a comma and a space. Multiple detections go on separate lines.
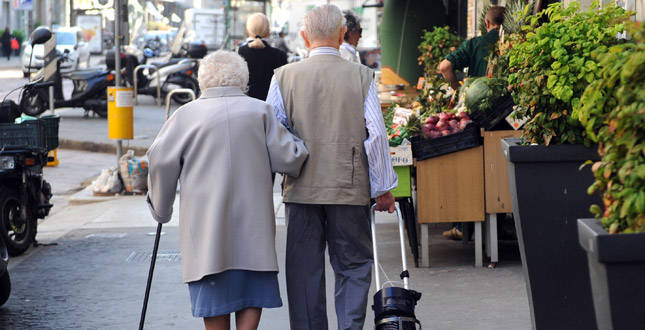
146, 50, 308, 330
266, 4, 397, 329
340, 10, 362, 63
238, 13, 288, 101
274, 30, 291, 54
1, 28, 12, 60
438, 5, 504, 240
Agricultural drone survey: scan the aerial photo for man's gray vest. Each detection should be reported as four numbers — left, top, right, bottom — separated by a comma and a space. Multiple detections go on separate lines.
275, 54, 373, 205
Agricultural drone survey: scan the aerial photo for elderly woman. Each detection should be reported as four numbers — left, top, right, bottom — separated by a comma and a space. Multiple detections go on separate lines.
238, 13, 287, 101
146, 50, 308, 330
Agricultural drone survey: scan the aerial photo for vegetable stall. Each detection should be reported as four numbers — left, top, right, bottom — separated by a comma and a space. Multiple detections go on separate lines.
379, 1, 531, 268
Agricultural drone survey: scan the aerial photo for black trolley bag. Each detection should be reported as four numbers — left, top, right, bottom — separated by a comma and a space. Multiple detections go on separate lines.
370, 204, 422, 329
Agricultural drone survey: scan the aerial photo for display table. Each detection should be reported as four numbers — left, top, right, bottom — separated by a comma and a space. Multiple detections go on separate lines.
482, 130, 523, 265
416, 146, 485, 267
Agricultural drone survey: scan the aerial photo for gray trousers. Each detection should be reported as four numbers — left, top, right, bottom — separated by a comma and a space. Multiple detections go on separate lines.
285, 203, 373, 330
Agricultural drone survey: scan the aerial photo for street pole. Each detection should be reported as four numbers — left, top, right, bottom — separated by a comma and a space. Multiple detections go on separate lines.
114, 0, 123, 162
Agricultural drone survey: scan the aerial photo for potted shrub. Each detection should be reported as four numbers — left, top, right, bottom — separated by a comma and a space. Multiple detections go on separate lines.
500, 3, 630, 329
574, 21, 645, 330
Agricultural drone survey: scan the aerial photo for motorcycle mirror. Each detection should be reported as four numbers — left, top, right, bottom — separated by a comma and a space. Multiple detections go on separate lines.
31, 27, 52, 46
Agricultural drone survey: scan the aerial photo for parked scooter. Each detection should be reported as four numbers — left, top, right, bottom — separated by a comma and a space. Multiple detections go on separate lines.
0, 234, 10, 306
124, 48, 200, 105
0, 27, 55, 258
20, 49, 114, 118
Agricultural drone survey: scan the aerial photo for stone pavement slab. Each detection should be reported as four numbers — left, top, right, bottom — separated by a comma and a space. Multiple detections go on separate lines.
0, 194, 530, 329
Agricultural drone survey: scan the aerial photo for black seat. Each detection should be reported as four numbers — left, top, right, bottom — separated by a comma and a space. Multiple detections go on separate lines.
65, 69, 108, 81
149, 58, 183, 68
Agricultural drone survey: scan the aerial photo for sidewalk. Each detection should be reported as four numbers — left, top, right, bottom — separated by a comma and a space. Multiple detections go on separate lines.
57, 97, 173, 155
2, 187, 530, 329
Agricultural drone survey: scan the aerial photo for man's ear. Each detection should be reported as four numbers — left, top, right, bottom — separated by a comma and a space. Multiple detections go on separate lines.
340, 26, 347, 44
300, 30, 310, 48
485, 18, 491, 30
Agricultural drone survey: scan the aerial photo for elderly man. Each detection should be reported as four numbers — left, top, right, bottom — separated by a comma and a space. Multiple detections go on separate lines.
266, 4, 397, 329
340, 10, 361, 63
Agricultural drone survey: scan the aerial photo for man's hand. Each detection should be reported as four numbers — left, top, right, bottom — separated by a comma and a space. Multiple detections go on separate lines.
375, 192, 395, 213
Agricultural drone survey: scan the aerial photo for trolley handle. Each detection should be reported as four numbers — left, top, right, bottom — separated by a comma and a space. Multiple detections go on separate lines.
370, 203, 409, 291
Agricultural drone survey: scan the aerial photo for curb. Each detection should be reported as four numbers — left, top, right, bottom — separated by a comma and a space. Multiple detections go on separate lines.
59, 139, 149, 156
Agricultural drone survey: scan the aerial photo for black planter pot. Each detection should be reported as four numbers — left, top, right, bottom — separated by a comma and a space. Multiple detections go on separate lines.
578, 219, 645, 330
502, 138, 600, 330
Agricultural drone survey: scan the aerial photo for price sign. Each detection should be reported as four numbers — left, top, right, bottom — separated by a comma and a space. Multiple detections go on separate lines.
506, 110, 528, 130
392, 106, 414, 126
390, 145, 413, 166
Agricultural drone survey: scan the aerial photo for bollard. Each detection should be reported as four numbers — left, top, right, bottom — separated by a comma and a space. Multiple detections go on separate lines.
107, 87, 134, 140
165, 88, 196, 121
133, 64, 162, 107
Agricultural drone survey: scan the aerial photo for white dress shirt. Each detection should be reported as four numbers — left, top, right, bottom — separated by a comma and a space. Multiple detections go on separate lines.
266, 46, 397, 198
340, 42, 360, 63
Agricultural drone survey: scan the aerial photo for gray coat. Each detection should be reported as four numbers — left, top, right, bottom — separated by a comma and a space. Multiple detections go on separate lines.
146, 86, 308, 283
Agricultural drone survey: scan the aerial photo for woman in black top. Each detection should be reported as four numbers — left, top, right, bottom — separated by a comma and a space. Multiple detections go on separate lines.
238, 13, 287, 101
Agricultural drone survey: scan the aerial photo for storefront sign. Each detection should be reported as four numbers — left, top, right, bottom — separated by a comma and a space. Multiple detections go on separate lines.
77, 15, 103, 54
13, 0, 32, 10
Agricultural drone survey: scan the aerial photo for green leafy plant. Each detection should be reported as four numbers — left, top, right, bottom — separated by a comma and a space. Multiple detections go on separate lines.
507, 2, 630, 145
575, 21, 645, 234
417, 26, 463, 87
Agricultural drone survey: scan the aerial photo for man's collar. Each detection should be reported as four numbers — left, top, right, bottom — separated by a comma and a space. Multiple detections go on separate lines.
341, 42, 356, 53
200, 86, 245, 99
309, 46, 340, 57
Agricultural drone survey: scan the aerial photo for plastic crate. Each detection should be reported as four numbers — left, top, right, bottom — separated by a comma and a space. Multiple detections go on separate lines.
0, 121, 46, 150
40, 115, 60, 151
411, 123, 482, 161
391, 166, 412, 198
470, 94, 515, 130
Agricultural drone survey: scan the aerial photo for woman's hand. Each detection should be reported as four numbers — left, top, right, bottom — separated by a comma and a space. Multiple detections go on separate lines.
375, 192, 395, 213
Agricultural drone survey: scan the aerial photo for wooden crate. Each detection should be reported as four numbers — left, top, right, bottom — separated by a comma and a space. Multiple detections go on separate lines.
416, 146, 485, 223
483, 130, 523, 214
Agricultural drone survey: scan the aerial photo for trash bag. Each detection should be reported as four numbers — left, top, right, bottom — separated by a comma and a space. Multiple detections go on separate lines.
90, 168, 122, 195
119, 150, 149, 194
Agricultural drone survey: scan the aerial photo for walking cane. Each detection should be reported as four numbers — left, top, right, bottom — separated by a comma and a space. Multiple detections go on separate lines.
139, 222, 163, 330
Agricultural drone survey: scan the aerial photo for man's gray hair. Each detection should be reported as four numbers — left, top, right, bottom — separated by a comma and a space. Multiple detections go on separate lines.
303, 4, 345, 41
197, 50, 249, 91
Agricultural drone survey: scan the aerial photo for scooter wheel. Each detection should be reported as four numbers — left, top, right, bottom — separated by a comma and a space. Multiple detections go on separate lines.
0, 188, 36, 257
0, 271, 10, 307
19, 88, 47, 117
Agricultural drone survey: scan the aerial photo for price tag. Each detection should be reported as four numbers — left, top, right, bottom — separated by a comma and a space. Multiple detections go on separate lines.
390, 145, 413, 166
506, 110, 528, 130
392, 106, 413, 126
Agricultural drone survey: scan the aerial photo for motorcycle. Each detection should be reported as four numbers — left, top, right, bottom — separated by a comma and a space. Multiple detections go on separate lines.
0, 27, 55, 258
20, 49, 114, 118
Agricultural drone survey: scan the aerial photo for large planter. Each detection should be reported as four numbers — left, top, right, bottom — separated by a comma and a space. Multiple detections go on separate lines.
578, 219, 645, 330
502, 138, 600, 330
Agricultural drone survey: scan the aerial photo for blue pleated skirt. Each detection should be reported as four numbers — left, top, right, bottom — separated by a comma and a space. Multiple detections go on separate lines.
188, 270, 282, 318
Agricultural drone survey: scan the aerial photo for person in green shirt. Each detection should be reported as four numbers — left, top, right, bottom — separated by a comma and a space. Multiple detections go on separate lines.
438, 6, 504, 241
439, 6, 505, 90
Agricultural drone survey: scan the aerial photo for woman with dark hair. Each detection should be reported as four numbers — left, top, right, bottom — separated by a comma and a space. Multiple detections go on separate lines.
238, 13, 288, 101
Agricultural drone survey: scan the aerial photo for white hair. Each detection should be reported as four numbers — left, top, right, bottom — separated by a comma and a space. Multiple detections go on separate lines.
198, 50, 249, 91
303, 4, 345, 41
